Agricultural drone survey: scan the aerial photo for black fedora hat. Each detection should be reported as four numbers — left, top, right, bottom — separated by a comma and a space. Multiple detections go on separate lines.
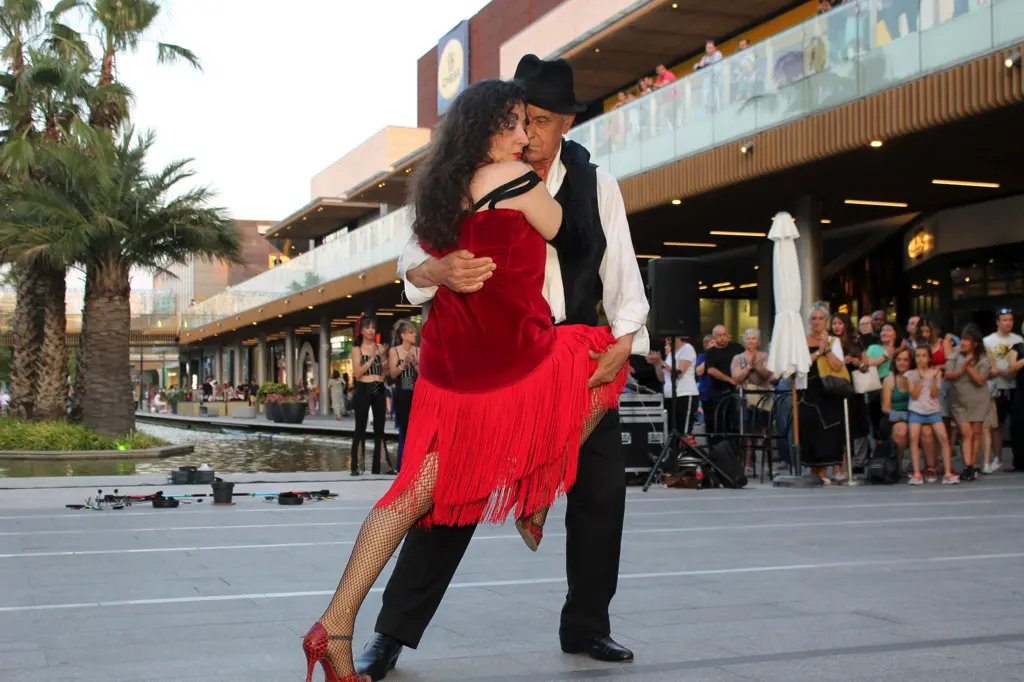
513, 54, 587, 114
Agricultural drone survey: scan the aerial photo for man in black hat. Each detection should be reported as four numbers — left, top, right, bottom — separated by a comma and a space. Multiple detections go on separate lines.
355, 54, 650, 679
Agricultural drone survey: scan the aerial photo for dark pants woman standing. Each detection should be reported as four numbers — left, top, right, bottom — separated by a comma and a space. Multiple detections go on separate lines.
352, 382, 386, 475
393, 387, 414, 472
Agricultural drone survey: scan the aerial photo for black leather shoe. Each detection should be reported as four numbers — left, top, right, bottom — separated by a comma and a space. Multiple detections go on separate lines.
354, 633, 403, 681
560, 635, 634, 662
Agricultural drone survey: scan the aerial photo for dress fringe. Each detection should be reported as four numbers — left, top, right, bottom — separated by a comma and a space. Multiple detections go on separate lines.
374, 325, 626, 528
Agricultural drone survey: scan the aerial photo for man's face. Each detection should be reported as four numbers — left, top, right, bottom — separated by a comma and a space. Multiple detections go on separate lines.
713, 326, 728, 347
705, 41, 716, 54
523, 105, 574, 168
998, 312, 1014, 334
907, 316, 920, 336
871, 310, 885, 332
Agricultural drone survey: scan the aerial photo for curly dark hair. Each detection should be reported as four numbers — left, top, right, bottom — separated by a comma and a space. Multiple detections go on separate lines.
409, 79, 526, 251
960, 323, 984, 363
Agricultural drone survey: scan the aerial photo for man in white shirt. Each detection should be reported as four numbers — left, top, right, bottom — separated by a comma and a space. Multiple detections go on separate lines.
984, 308, 1023, 470
357, 55, 650, 678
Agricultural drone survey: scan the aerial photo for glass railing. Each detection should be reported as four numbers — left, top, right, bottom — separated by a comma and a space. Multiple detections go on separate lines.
0, 288, 179, 331
566, 0, 1024, 179
182, 204, 414, 330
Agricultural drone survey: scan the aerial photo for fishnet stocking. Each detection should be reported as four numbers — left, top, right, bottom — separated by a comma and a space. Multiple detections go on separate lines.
520, 387, 608, 537
316, 451, 438, 678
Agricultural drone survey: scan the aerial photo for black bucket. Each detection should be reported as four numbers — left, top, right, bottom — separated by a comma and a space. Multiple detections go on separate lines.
211, 480, 235, 504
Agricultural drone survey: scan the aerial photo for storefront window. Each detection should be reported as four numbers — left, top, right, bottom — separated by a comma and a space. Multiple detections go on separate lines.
951, 257, 1024, 301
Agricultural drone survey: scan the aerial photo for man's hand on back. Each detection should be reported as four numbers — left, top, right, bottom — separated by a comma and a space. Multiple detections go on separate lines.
407, 250, 496, 294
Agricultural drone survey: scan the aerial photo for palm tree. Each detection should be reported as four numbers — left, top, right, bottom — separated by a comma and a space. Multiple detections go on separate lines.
47, 0, 198, 419
48, 0, 199, 130
3, 125, 240, 435
1, 2, 107, 420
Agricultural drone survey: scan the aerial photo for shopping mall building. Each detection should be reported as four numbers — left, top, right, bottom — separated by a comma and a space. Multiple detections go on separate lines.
178, 0, 1024, 412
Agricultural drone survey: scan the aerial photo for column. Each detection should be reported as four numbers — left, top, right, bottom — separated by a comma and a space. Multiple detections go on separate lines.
319, 313, 331, 416
256, 333, 267, 385
793, 195, 823, 324
757, 241, 775, 345
284, 328, 295, 389
233, 344, 243, 386
212, 346, 222, 385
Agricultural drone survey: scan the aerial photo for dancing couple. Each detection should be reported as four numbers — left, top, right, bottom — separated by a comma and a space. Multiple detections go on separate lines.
302, 55, 651, 682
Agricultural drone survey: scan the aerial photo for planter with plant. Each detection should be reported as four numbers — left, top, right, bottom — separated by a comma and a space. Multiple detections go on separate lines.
279, 398, 308, 424
256, 382, 292, 411
165, 389, 186, 414
263, 393, 288, 422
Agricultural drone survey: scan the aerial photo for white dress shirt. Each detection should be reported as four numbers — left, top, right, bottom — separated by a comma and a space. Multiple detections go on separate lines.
397, 143, 650, 356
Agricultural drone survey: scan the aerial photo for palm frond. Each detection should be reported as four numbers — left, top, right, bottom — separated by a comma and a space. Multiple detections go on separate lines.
156, 42, 201, 71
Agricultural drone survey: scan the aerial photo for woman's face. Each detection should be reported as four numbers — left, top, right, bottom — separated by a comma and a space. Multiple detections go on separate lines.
880, 324, 896, 344
809, 310, 827, 333
488, 102, 529, 163
915, 347, 930, 369
401, 328, 417, 345
960, 335, 975, 354
920, 324, 932, 342
831, 316, 845, 336
894, 350, 911, 373
744, 332, 759, 351
361, 322, 376, 342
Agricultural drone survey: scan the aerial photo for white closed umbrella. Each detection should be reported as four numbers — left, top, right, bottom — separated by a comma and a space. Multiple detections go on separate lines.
766, 212, 817, 487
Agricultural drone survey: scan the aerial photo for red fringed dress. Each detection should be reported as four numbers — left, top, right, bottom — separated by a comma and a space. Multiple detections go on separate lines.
374, 207, 626, 528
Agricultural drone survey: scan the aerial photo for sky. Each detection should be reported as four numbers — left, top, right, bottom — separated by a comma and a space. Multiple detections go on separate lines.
63, 0, 491, 289
115, 0, 491, 222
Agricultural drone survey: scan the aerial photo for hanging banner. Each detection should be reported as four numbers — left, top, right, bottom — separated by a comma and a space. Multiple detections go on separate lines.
437, 20, 470, 116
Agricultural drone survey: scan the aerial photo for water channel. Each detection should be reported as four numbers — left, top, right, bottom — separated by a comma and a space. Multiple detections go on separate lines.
0, 423, 368, 478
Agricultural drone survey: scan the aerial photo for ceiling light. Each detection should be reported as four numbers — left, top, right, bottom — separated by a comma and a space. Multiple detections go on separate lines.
376, 312, 394, 316
317, 207, 323, 212
844, 199, 909, 208
277, 314, 282, 318
718, 286, 736, 292
699, 285, 708, 290
671, 199, 682, 205
346, 294, 352, 298
931, 179, 1000, 188
821, 219, 832, 224
594, 47, 600, 53
307, 305, 313, 310
664, 241, 717, 248
671, 2, 678, 7
753, 265, 759, 270
1006, 51, 1021, 69
740, 140, 754, 155
394, 279, 401, 284
636, 254, 661, 259
712, 282, 731, 288
709, 231, 766, 237
252, 322, 256, 326
739, 283, 757, 289
869, 140, 883, 148
405, 168, 412, 173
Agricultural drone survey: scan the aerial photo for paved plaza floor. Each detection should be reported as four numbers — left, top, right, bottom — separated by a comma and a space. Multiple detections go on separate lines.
1, 474, 1023, 681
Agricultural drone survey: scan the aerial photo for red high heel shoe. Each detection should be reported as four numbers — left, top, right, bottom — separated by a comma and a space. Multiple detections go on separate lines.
302, 622, 370, 682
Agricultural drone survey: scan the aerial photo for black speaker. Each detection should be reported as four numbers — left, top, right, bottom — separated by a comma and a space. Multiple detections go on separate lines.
647, 257, 700, 338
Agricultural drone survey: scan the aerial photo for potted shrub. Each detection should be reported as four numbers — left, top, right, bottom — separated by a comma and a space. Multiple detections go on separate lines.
264, 393, 287, 422
256, 382, 292, 415
279, 397, 307, 424
165, 389, 186, 415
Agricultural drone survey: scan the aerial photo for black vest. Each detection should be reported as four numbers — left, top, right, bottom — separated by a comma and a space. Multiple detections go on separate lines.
550, 140, 606, 327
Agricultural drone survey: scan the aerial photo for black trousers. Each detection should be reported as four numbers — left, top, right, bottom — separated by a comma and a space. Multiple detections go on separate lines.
375, 411, 626, 648
352, 382, 386, 475
664, 395, 698, 436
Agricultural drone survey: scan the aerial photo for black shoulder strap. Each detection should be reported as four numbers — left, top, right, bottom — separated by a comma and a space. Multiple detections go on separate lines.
473, 171, 542, 211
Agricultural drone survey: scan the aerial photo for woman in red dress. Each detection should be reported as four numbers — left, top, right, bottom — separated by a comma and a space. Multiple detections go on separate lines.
301, 79, 626, 682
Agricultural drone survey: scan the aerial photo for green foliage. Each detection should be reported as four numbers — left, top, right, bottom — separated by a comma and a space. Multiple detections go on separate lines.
164, 388, 185, 406
0, 417, 168, 450
0, 347, 10, 383
256, 382, 292, 405
287, 271, 323, 293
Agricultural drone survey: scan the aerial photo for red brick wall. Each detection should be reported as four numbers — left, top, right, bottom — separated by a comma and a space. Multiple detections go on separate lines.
417, 0, 567, 129
228, 220, 283, 286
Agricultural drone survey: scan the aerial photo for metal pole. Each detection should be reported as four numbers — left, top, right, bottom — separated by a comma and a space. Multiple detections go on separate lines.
842, 397, 860, 486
